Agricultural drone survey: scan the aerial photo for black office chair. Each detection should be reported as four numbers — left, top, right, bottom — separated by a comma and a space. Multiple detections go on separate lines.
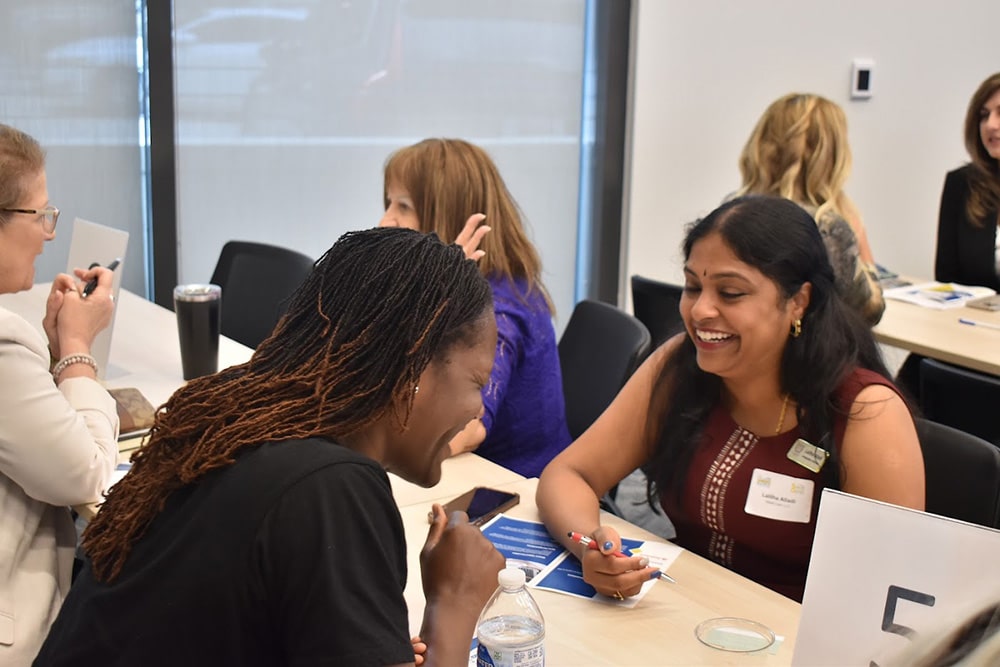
919, 358, 1000, 447
209, 240, 315, 349
917, 417, 1000, 528
558, 300, 652, 516
558, 300, 653, 440
630, 275, 684, 347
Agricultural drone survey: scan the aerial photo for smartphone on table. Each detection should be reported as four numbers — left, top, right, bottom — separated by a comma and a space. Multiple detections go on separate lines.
431, 487, 520, 527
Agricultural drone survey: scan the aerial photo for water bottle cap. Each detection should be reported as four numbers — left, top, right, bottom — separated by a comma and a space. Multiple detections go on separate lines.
498, 566, 526, 588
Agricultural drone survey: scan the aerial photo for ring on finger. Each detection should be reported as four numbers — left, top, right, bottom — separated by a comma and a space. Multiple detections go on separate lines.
612, 590, 624, 601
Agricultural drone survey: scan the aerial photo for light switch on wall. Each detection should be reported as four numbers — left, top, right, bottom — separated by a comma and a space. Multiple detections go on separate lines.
851, 58, 874, 99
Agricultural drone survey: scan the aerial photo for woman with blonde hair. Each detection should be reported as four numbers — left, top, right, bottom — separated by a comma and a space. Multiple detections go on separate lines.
738, 93, 884, 324
380, 138, 571, 478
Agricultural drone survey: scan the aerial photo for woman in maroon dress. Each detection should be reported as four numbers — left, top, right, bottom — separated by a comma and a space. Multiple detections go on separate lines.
537, 195, 924, 602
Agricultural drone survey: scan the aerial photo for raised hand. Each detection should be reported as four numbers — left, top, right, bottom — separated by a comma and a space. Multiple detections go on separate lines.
416, 504, 505, 664
454, 214, 491, 261
421, 504, 503, 606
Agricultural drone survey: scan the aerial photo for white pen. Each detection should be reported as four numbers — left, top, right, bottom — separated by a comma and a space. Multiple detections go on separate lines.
959, 318, 1000, 331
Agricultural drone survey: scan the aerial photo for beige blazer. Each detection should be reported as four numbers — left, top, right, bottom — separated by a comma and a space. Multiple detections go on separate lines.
0, 306, 118, 665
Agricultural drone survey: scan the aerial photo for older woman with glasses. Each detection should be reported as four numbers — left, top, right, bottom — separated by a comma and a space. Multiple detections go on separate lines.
0, 123, 119, 664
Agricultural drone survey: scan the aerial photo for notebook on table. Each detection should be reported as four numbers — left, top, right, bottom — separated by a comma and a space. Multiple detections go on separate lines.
108, 386, 155, 448
792, 490, 1000, 666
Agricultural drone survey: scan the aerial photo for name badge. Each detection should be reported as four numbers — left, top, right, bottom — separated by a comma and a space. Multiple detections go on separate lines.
786, 438, 829, 473
744, 468, 814, 523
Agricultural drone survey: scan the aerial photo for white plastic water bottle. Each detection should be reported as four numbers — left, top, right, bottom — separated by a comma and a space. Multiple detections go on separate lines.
476, 566, 545, 667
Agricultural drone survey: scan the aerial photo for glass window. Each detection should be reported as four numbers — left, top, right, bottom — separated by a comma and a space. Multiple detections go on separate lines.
0, 1, 146, 295
173, 0, 585, 324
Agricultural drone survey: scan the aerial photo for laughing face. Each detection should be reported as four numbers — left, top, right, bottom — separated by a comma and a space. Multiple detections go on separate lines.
980, 87, 1000, 161
680, 232, 808, 385
383, 310, 497, 487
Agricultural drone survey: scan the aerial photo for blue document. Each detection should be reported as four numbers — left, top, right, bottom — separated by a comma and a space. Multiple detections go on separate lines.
480, 514, 667, 601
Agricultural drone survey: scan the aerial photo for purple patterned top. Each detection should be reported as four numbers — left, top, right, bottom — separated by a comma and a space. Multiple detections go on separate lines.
476, 276, 572, 478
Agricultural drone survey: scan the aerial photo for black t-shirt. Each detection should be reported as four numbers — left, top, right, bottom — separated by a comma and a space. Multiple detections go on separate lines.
35, 438, 414, 666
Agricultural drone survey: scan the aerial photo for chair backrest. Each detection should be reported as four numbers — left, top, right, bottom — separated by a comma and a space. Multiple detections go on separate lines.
630, 275, 684, 347
919, 358, 1000, 446
558, 299, 652, 440
917, 417, 1000, 528
209, 240, 315, 349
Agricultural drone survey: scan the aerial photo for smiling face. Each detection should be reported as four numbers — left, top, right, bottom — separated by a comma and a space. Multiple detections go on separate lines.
980, 88, 1000, 160
0, 169, 55, 294
380, 182, 422, 231
383, 310, 497, 487
681, 232, 809, 386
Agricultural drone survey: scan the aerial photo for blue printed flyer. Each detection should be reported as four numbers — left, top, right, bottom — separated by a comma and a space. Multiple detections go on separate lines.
479, 514, 683, 607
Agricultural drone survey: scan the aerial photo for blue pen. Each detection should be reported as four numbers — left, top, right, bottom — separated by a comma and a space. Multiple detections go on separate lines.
959, 318, 1000, 331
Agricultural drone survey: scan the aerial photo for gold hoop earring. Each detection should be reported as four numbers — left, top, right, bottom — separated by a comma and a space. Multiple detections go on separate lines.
791, 319, 802, 338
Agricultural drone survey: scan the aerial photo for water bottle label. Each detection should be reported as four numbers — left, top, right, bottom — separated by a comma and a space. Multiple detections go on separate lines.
476, 641, 544, 667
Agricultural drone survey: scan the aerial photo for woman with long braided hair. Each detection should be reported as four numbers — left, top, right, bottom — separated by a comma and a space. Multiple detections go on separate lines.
36, 227, 505, 667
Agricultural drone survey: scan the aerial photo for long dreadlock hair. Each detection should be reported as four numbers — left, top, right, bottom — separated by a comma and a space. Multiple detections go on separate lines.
85, 227, 493, 582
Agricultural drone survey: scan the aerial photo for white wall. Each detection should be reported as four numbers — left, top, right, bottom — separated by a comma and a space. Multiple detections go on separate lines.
624, 0, 1000, 301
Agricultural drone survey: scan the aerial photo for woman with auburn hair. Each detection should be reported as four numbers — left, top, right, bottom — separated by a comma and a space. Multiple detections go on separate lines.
738, 93, 884, 324
538, 196, 923, 603
0, 123, 118, 665
935, 72, 1000, 291
380, 138, 571, 478
36, 228, 506, 666
897, 73, 1000, 401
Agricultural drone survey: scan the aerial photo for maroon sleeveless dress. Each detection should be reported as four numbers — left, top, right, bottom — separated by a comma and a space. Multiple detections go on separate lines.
660, 368, 897, 601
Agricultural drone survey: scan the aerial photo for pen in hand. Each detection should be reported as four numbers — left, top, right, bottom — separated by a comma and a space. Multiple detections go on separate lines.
567, 531, 676, 583
81, 258, 121, 298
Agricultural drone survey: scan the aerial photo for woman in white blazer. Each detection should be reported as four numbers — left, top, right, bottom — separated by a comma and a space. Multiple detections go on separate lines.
0, 124, 119, 665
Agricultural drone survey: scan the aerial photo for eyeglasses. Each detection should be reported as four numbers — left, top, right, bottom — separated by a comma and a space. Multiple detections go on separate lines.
0, 206, 60, 233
